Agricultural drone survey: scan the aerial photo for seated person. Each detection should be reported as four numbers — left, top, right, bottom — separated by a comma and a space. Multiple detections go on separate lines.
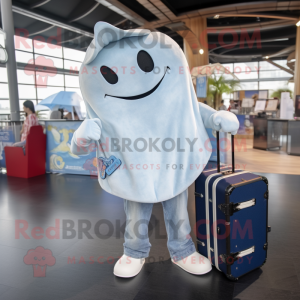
64, 111, 79, 120
218, 100, 227, 111
50, 110, 63, 119
13, 100, 39, 153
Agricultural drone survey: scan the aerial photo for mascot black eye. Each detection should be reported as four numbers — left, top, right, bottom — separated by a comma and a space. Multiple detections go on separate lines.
100, 66, 118, 84
137, 50, 154, 72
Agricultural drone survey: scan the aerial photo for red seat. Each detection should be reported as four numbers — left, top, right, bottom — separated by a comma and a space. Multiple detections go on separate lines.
4, 125, 46, 178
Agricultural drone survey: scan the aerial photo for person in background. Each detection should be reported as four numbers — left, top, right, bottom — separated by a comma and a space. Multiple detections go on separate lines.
13, 100, 39, 152
58, 108, 64, 119
219, 100, 227, 110
227, 100, 235, 112
64, 111, 79, 120
252, 94, 258, 108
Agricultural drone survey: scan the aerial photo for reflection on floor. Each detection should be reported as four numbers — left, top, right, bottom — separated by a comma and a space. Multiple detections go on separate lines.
232, 139, 300, 175
0, 172, 299, 300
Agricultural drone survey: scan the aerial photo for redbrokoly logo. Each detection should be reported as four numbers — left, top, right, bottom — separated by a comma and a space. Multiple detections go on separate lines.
23, 246, 56, 277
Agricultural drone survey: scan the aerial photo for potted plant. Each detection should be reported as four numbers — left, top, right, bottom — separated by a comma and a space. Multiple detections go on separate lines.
207, 75, 240, 109
271, 88, 293, 99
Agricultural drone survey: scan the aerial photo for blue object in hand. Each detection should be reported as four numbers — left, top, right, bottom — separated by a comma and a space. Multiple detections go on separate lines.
98, 156, 122, 179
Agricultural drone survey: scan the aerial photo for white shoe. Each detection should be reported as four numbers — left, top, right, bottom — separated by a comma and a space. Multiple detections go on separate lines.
171, 252, 212, 275
113, 254, 145, 278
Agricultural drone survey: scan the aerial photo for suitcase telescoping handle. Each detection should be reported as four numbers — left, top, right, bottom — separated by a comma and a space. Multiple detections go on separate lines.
216, 131, 235, 173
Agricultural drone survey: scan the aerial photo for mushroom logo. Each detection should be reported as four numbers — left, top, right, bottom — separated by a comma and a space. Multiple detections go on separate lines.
23, 246, 56, 277
24, 56, 57, 88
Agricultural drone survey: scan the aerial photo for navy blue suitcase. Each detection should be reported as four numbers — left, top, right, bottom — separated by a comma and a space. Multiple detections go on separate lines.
195, 133, 271, 280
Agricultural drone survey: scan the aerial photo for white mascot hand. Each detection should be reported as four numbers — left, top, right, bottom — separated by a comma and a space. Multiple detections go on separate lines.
74, 118, 102, 146
211, 111, 240, 135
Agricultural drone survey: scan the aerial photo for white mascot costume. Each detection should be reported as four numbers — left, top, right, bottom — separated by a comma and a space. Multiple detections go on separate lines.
71, 22, 239, 278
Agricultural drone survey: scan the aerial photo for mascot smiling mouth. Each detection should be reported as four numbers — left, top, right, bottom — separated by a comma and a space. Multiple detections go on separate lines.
105, 67, 170, 100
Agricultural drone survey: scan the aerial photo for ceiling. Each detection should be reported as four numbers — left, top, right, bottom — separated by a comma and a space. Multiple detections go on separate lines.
0, 0, 299, 64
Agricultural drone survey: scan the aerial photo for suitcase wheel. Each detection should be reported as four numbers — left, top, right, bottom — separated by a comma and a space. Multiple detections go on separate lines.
226, 274, 238, 281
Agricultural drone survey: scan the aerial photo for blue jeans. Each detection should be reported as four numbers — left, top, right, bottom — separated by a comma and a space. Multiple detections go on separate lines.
123, 189, 196, 260
13, 140, 26, 154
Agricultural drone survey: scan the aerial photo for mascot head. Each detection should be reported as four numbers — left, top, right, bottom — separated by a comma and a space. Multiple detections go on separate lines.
79, 22, 191, 120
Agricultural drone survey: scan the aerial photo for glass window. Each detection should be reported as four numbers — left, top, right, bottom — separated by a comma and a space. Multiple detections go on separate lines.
17, 69, 35, 84
234, 72, 258, 80
64, 60, 82, 72
15, 51, 34, 64
65, 87, 83, 99
0, 83, 9, 98
33, 39, 62, 58
259, 81, 291, 90
213, 73, 235, 82
19, 100, 24, 110
288, 82, 295, 92
213, 72, 234, 81
34, 54, 63, 69
18, 84, 37, 99
259, 61, 275, 71
63, 48, 85, 62
234, 62, 258, 73
259, 60, 289, 71
273, 60, 288, 67
0, 100, 10, 111
34, 73, 64, 87
236, 82, 259, 90
259, 70, 292, 79
0, 68, 8, 82
65, 75, 79, 87
14, 36, 33, 52
259, 81, 295, 97
37, 86, 63, 99
44, 74, 65, 87
35, 74, 48, 87
220, 63, 233, 73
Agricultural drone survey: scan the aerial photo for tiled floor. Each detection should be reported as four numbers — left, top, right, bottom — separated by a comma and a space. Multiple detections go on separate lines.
0, 171, 299, 300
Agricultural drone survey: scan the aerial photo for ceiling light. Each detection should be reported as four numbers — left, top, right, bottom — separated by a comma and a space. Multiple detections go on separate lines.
274, 38, 289, 41
265, 56, 269, 59
199, 49, 204, 55
296, 20, 300, 26
214, 15, 220, 19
